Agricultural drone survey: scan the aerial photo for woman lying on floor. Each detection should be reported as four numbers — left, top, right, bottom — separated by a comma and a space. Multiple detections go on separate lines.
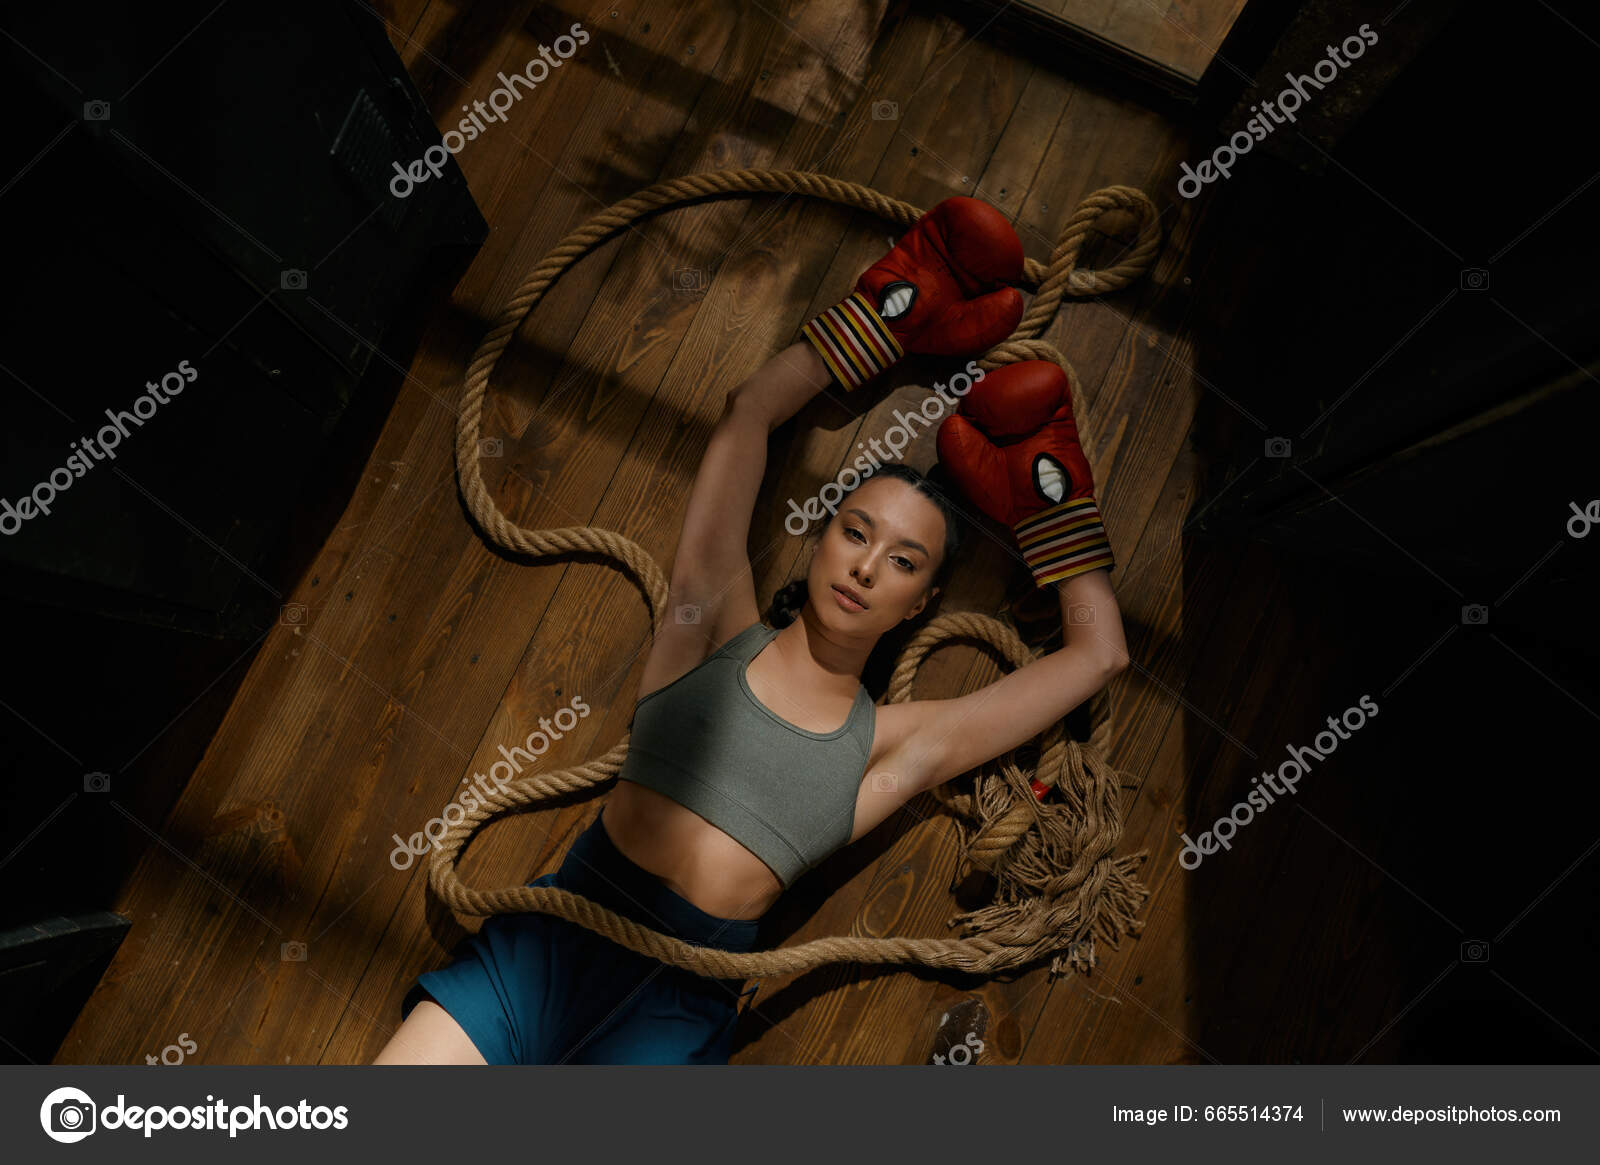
374, 196, 1128, 1065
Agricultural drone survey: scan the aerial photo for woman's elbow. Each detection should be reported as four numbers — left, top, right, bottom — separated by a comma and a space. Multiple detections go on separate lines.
1075, 614, 1128, 677
1095, 623, 1131, 676
1102, 644, 1131, 676
722, 383, 778, 434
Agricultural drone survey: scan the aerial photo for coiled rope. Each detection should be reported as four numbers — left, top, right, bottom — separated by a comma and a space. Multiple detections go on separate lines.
431, 168, 1160, 979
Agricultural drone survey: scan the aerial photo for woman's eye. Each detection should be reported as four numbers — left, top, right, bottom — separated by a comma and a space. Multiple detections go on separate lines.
845, 526, 865, 542
893, 556, 915, 571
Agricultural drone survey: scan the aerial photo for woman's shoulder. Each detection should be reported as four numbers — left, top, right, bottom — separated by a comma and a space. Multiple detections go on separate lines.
635, 618, 768, 710
710, 619, 774, 658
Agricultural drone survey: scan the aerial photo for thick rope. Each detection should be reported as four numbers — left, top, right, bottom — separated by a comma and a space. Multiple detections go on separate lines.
432, 168, 1159, 980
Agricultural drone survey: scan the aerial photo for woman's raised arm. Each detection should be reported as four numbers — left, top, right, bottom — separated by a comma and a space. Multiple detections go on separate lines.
874, 357, 1127, 797
636, 342, 833, 697
876, 569, 1127, 798
641, 195, 1030, 695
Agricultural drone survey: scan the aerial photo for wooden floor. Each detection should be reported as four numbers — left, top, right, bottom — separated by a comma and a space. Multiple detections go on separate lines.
57, 0, 1354, 1065
1036, 0, 1252, 79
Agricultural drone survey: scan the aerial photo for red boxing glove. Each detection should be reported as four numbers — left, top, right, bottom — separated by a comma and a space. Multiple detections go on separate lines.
801, 196, 1024, 391
936, 360, 1115, 587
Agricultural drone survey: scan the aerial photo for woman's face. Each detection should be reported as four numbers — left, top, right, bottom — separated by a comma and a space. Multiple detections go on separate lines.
806, 476, 946, 635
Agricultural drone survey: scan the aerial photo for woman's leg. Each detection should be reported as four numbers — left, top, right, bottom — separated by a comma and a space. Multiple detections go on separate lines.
377, 872, 572, 1065
371, 998, 487, 1065
566, 968, 753, 1065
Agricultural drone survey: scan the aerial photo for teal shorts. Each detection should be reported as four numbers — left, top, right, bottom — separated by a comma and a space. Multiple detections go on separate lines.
402, 806, 764, 1064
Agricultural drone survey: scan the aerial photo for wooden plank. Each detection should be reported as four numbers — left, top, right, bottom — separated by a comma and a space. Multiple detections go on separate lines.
1100, 0, 1255, 80
368, 0, 438, 56
1038, 0, 1252, 80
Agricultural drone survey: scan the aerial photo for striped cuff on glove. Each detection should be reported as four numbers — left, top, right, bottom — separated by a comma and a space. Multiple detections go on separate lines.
1014, 497, 1115, 587
800, 292, 903, 391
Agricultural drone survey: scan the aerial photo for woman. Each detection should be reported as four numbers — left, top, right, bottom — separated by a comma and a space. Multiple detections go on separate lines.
374, 197, 1128, 1065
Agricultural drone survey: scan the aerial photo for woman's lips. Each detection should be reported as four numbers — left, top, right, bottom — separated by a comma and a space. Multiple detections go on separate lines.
833, 585, 866, 612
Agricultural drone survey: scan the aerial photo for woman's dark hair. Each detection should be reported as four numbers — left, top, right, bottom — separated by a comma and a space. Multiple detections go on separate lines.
765, 461, 966, 632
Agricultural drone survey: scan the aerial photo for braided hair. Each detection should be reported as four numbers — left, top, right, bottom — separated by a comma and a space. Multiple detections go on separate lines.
765, 462, 966, 691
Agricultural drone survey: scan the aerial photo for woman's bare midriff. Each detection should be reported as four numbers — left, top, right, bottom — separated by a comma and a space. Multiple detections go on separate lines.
602, 780, 785, 921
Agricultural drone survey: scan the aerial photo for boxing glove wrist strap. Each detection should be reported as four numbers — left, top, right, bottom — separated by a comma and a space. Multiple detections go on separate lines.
1014, 496, 1115, 587
800, 291, 904, 391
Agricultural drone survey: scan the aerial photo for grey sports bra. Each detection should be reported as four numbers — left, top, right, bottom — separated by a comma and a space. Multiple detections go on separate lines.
614, 621, 876, 888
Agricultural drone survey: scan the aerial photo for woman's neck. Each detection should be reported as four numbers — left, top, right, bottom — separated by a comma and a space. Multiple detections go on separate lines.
775, 607, 873, 700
